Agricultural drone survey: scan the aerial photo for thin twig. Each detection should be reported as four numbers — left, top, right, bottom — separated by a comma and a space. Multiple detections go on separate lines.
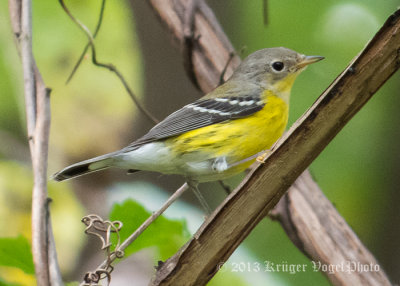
114, 183, 187, 258
8, 0, 62, 284
66, 0, 107, 84
218, 51, 235, 85
20, 0, 35, 142
59, 0, 159, 124
32, 78, 61, 285
80, 183, 189, 284
47, 199, 64, 286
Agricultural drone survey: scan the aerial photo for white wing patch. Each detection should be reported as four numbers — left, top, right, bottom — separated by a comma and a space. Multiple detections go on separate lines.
187, 104, 231, 116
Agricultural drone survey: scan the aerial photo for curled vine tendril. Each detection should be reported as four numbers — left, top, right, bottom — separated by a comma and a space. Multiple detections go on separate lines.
81, 214, 124, 286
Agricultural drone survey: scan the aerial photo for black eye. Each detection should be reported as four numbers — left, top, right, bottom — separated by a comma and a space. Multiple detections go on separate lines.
272, 61, 284, 71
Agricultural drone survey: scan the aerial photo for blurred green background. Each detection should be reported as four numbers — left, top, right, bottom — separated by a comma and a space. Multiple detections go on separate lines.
0, 0, 399, 285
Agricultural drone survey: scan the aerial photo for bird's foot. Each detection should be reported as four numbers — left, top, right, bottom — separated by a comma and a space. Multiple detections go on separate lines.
256, 150, 271, 163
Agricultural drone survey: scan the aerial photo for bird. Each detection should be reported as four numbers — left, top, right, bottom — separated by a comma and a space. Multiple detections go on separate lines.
52, 47, 323, 211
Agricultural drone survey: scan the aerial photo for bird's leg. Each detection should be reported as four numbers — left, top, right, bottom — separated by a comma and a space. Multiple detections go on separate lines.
187, 180, 212, 214
218, 180, 232, 195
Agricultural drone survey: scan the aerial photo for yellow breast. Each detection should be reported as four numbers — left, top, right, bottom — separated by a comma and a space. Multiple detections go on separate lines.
167, 92, 288, 175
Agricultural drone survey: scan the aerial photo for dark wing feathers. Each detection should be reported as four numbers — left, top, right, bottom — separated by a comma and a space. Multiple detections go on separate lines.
124, 94, 264, 151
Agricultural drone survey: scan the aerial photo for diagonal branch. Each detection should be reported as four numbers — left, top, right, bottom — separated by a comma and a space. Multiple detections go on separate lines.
148, 0, 240, 92
149, 2, 399, 285
271, 170, 392, 286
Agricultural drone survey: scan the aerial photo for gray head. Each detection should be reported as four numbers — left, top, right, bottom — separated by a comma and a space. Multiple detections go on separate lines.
230, 47, 324, 88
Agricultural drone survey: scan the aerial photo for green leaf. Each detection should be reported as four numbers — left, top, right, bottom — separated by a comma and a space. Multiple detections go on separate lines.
0, 236, 34, 275
0, 277, 22, 286
0, 276, 22, 286
109, 199, 190, 260
65, 282, 79, 286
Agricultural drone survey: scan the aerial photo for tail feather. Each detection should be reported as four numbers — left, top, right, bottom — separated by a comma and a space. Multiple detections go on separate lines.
51, 153, 115, 181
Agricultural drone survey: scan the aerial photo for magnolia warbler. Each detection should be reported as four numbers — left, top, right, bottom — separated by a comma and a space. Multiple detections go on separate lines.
53, 47, 323, 208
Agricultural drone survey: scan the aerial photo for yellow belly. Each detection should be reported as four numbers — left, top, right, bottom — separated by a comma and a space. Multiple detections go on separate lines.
166, 93, 288, 181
